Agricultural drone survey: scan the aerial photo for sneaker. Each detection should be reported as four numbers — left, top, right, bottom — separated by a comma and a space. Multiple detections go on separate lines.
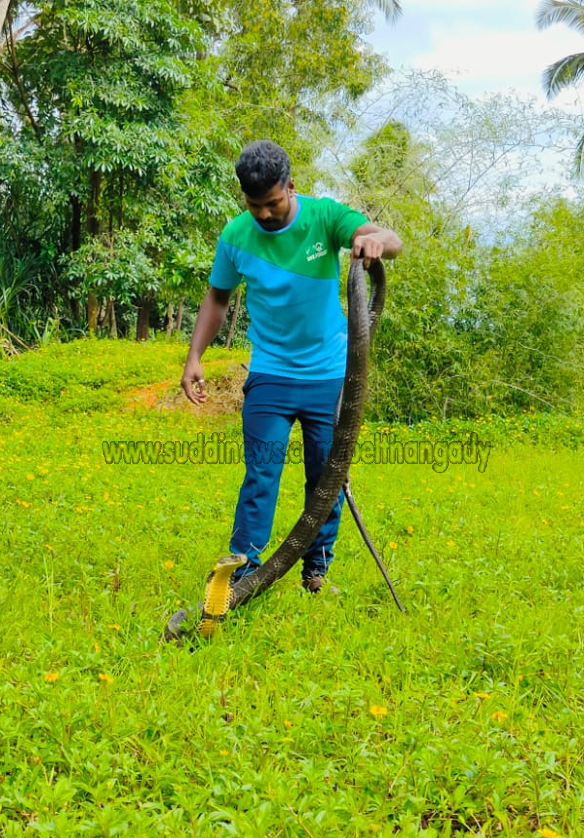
302, 575, 324, 594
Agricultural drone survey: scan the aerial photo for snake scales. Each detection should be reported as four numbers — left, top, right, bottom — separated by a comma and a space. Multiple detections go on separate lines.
166, 257, 387, 642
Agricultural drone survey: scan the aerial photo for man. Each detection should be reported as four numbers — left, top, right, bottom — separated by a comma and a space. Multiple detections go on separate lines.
182, 140, 401, 593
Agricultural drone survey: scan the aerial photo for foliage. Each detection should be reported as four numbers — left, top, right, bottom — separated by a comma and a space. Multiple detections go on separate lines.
3, 5, 584, 426
366, 221, 584, 422
367, 236, 475, 423
1, 338, 584, 836
0, 0, 399, 341
62, 232, 158, 307
456, 198, 584, 417
337, 70, 582, 231
213, 0, 391, 187
0, 0, 238, 337
338, 74, 584, 421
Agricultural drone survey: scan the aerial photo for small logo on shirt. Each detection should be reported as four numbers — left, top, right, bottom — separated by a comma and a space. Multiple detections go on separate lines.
306, 241, 328, 262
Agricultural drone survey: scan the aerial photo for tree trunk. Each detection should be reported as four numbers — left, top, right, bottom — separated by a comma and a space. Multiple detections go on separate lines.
68, 141, 83, 317
175, 300, 184, 332
71, 297, 81, 323
87, 292, 99, 335
86, 170, 101, 335
165, 301, 174, 337
225, 287, 241, 349
106, 299, 117, 338
69, 195, 81, 324
136, 291, 154, 341
87, 171, 101, 236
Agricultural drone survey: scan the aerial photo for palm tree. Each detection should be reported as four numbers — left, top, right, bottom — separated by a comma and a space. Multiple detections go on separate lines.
536, 0, 584, 172
373, 0, 402, 22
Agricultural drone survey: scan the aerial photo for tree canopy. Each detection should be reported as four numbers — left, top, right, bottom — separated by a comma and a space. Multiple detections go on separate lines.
0, 0, 399, 341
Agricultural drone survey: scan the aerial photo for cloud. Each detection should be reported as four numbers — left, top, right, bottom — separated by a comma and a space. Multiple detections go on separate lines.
370, 0, 584, 112
409, 0, 525, 8
413, 26, 584, 86
403, 0, 534, 13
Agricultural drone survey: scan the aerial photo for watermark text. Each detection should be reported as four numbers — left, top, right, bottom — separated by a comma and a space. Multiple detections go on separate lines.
102, 432, 490, 473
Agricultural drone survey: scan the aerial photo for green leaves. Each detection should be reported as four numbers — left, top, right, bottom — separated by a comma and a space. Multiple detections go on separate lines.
542, 51, 584, 99
0, 0, 239, 337
62, 231, 159, 304
215, 0, 388, 168
536, 0, 584, 35
1, 0, 398, 339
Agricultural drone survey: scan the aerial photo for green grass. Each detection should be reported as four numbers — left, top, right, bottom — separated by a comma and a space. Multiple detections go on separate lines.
1, 340, 583, 837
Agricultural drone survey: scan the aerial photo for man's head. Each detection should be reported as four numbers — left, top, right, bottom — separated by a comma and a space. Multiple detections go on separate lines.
235, 140, 296, 232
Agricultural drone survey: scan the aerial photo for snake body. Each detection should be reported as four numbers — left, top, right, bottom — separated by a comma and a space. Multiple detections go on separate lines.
165, 258, 386, 642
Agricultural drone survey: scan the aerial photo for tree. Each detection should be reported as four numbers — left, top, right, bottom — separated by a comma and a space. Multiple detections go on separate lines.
1, 0, 403, 343
213, 0, 400, 185
0, 0, 237, 339
337, 71, 584, 420
537, 0, 584, 173
375, 0, 402, 21
458, 195, 584, 415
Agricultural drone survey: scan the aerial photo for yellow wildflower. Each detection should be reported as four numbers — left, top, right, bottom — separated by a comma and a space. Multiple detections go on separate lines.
44, 672, 59, 682
369, 705, 388, 718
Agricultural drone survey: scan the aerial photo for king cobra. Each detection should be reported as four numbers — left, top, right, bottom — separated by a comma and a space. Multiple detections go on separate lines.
165, 257, 403, 643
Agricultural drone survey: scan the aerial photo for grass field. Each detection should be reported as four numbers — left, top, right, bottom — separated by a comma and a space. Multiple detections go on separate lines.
1, 339, 583, 837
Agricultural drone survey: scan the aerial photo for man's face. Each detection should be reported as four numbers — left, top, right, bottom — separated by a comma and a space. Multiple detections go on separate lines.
244, 180, 295, 231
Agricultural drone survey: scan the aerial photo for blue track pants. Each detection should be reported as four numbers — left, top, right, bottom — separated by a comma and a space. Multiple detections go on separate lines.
230, 373, 344, 580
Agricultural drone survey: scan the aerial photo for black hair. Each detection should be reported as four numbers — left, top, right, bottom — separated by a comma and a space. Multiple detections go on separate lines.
235, 140, 291, 198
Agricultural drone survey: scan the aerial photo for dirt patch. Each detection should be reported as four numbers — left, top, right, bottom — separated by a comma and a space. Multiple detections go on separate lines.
125, 380, 175, 410
125, 362, 247, 417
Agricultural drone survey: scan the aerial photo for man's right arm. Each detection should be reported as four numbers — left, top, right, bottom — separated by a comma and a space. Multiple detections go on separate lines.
181, 286, 232, 405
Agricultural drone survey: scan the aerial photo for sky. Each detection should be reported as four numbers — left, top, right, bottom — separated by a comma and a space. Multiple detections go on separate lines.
356, 0, 584, 231
370, 0, 584, 113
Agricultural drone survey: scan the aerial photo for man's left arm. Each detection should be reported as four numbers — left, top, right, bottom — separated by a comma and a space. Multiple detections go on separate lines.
351, 223, 402, 267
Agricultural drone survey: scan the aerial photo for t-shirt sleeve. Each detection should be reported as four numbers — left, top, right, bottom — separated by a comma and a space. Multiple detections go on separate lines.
325, 198, 370, 252
208, 238, 242, 290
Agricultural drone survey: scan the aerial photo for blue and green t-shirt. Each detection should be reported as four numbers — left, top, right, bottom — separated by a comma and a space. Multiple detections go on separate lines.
209, 195, 368, 380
